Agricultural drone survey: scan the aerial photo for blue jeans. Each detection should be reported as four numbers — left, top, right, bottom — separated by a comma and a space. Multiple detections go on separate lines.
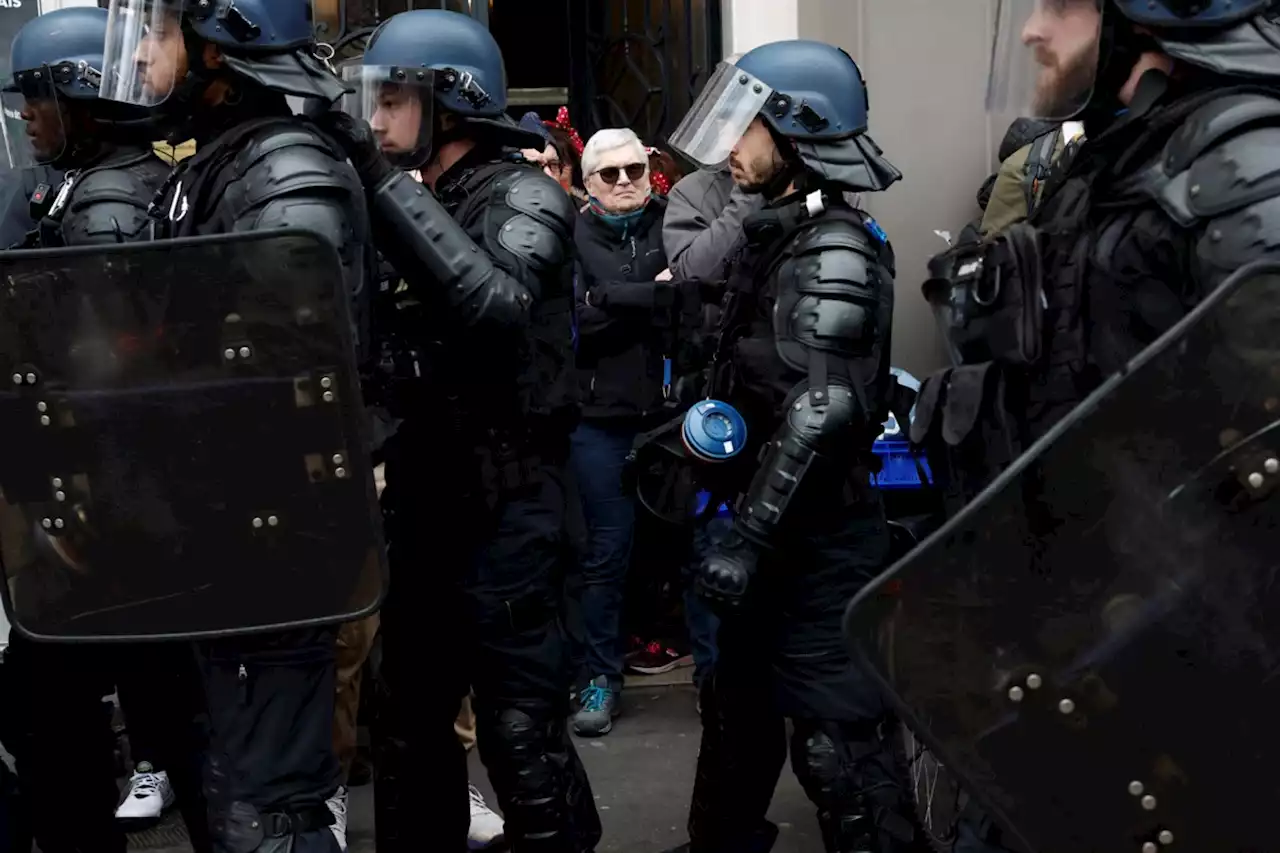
684, 515, 727, 686
566, 420, 639, 686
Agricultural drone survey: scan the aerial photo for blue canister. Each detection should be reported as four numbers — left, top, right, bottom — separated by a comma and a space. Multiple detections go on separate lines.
682, 399, 748, 463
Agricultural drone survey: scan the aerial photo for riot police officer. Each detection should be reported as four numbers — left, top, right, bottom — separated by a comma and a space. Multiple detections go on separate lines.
5, 6, 168, 247
322, 9, 598, 851
851, 2, 1280, 852
95, 2, 373, 851
657, 40, 921, 853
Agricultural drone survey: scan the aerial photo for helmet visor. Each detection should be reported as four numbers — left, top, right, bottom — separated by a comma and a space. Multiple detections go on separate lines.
668, 60, 772, 168
340, 64, 436, 170
987, 0, 1101, 121
101, 0, 184, 107
2, 67, 66, 166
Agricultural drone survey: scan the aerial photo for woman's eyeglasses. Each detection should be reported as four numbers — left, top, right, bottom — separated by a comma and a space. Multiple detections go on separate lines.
595, 163, 647, 185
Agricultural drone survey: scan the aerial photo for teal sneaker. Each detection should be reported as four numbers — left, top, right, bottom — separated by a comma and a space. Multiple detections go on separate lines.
571, 675, 619, 736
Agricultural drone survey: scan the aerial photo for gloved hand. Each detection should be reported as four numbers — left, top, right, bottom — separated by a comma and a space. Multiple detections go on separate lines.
696, 527, 760, 610
314, 111, 396, 189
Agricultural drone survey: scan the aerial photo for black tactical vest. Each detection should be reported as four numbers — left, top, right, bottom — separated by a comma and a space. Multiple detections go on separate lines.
711, 197, 895, 452
912, 88, 1224, 502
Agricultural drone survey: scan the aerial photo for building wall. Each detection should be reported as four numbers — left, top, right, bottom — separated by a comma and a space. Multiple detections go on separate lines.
727, 0, 1003, 377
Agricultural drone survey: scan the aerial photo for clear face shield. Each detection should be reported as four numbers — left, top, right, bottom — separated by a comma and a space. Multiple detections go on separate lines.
987, 0, 1102, 122
2, 66, 69, 167
340, 65, 436, 170
668, 60, 773, 168
101, 0, 186, 107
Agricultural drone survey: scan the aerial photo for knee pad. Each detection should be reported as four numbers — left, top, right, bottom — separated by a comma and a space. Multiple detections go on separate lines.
481, 706, 568, 846
790, 722, 917, 853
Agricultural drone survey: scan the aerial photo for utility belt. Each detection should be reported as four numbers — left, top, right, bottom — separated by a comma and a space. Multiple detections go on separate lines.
216, 801, 333, 851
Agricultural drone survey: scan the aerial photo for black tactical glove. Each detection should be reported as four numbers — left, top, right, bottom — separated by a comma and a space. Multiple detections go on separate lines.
696, 526, 760, 610
315, 111, 397, 190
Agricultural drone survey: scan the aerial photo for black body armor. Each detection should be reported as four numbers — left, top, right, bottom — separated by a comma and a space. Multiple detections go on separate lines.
913, 80, 1280, 499
22, 144, 167, 249
711, 191, 896, 545
365, 149, 580, 466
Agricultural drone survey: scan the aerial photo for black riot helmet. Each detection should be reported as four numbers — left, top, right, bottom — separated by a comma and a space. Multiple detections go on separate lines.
988, 0, 1279, 121
668, 39, 901, 194
342, 9, 544, 170
97, 0, 346, 136
3, 7, 154, 169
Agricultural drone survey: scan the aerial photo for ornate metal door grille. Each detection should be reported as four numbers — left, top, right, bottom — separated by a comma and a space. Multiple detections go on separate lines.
567, 0, 723, 144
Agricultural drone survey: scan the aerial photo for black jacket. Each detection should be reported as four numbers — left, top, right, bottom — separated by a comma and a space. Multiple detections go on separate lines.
574, 197, 685, 420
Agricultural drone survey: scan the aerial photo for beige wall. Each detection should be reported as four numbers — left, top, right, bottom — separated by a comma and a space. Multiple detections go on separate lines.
728, 0, 1005, 377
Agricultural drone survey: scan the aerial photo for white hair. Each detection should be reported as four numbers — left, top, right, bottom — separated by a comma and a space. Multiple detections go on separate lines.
581, 128, 648, 178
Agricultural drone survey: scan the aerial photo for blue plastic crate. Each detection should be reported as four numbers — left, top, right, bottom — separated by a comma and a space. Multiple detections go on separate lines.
871, 439, 933, 489
694, 490, 734, 518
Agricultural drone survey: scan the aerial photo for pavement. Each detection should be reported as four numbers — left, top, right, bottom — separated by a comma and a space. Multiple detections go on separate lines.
124, 683, 826, 853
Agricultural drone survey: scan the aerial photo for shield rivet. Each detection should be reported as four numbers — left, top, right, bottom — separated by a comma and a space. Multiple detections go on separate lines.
25, 373, 35, 384
239, 346, 251, 358
1141, 794, 1157, 810
1142, 844, 1158, 853
41, 518, 52, 529
1025, 673, 1043, 690
55, 491, 65, 502
51, 477, 62, 488
335, 467, 348, 478
1158, 829, 1174, 845
224, 348, 236, 360
332, 454, 344, 465
36, 402, 47, 413
1248, 471, 1264, 488
11, 373, 21, 385
1007, 686, 1024, 702
39, 415, 51, 426
320, 377, 332, 389
1057, 698, 1075, 714
323, 391, 335, 403
267, 515, 279, 527
1128, 780, 1144, 796
1266, 458, 1279, 474
252, 517, 264, 529
53, 518, 64, 529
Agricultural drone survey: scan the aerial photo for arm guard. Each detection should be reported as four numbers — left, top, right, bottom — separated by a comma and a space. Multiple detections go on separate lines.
61, 153, 169, 246
368, 167, 575, 329
735, 217, 893, 546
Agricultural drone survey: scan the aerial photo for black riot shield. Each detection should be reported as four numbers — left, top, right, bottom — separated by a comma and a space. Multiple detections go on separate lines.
0, 229, 386, 642
844, 261, 1280, 853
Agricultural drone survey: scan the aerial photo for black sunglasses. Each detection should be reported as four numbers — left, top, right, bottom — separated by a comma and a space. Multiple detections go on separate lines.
595, 163, 647, 185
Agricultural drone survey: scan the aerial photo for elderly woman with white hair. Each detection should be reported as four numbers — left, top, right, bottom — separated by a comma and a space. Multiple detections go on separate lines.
565, 126, 697, 738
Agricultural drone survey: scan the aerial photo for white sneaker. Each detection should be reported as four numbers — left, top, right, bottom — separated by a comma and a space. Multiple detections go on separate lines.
468, 783, 505, 849
115, 763, 174, 820
326, 786, 349, 851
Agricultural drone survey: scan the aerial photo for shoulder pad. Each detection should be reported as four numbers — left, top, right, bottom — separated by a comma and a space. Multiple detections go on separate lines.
69, 156, 169, 209
1143, 93, 1280, 227
231, 124, 354, 210
502, 167, 576, 235
791, 215, 879, 257
790, 214, 892, 277
783, 218, 880, 296
491, 167, 574, 273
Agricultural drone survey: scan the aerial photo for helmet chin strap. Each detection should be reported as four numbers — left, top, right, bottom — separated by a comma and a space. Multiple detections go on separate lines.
1082, 7, 1161, 127
153, 29, 219, 144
